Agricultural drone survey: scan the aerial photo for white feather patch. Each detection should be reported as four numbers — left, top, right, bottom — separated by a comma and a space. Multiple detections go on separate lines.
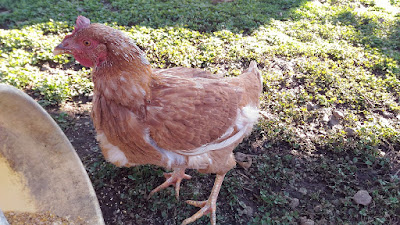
144, 129, 185, 168
97, 132, 128, 166
241, 105, 260, 125
188, 154, 212, 169
219, 126, 234, 140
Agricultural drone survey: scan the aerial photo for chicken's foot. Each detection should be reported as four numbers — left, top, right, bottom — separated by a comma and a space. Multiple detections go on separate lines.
181, 173, 225, 225
148, 168, 191, 200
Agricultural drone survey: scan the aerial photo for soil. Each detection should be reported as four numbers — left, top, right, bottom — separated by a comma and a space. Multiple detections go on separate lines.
41, 95, 400, 225
49, 99, 259, 225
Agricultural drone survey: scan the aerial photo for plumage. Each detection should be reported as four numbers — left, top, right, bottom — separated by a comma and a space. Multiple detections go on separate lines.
54, 16, 263, 225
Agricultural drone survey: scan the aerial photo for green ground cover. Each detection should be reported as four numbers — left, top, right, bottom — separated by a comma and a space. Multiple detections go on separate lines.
1, 0, 399, 224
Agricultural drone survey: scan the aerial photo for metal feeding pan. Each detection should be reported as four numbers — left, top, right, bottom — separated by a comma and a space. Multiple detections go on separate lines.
0, 84, 104, 224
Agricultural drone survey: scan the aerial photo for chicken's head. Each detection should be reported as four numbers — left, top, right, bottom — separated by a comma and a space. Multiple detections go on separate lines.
53, 16, 107, 67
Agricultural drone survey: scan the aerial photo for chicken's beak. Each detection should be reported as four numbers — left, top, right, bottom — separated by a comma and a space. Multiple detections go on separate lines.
53, 43, 72, 56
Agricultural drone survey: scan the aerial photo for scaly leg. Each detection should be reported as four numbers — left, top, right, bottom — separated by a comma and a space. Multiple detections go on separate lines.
148, 168, 191, 200
181, 173, 226, 225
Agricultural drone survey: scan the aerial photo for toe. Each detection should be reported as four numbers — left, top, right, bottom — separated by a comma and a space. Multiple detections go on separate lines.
185, 200, 207, 208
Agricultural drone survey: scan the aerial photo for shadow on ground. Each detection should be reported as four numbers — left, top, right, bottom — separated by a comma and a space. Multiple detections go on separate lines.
0, 0, 308, 34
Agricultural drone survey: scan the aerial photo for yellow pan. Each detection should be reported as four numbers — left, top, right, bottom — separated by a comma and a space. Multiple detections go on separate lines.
0, 84, 104, 225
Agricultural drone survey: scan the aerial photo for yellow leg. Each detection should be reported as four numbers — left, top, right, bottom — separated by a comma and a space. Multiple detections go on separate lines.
181, 173, 226, 225
148, 168, 191, 200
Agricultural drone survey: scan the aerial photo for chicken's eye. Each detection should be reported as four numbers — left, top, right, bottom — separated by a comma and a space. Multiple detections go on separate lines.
83, 40, 91, 46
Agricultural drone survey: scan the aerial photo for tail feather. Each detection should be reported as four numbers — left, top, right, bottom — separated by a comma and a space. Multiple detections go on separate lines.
230, 61, 263, 108
246, 61, 263, 87
248, 61, 258, 72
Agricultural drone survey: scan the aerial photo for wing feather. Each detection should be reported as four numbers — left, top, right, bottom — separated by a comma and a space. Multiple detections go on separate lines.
147, 67, 242, 152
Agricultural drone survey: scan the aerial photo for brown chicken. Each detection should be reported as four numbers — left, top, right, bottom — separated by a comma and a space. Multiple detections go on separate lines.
54, 16, 263, 225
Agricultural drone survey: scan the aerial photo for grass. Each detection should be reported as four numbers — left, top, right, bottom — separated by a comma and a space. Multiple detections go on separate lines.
1, 0, 399, 224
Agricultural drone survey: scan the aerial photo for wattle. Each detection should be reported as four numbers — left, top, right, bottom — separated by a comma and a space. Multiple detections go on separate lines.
73, 54, 94, 67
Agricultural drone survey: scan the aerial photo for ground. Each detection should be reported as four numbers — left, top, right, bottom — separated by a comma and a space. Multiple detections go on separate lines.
49, 91, 400, 225
1, 0, 400, 224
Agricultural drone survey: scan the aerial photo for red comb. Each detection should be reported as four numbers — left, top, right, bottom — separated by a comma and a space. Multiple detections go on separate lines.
75, 15, 90, 31
64, 16, 90, 39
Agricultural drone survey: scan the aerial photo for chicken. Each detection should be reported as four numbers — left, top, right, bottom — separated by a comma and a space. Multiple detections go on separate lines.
54, 16, 263, 225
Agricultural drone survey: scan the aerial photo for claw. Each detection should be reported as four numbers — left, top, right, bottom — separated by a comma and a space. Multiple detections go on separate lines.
181, 174, 225, 225
147, 168, 191, 200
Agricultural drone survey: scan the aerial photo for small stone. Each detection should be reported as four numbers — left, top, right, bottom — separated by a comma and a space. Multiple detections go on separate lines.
306, 102, 316, 111
299, 187, 308, 195
332, 199, 341, 206
237, 159, 252, 170
289, 198, 300, 209
300, 217, 315, 225
235, 152, 253, 170
40, 66, 49, 71
345, 127, 356, 137
299, 133, 307, 139
322, 114, 330, 122
353, 190, 372, 206
333, 110, 344, 119
382, 111, 394, 119
238, 205, 254, 216
328, 116, 340, 127
314, 204, 322, 212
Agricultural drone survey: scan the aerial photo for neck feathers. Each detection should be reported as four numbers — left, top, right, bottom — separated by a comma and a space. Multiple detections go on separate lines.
88, 23, 152, 78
